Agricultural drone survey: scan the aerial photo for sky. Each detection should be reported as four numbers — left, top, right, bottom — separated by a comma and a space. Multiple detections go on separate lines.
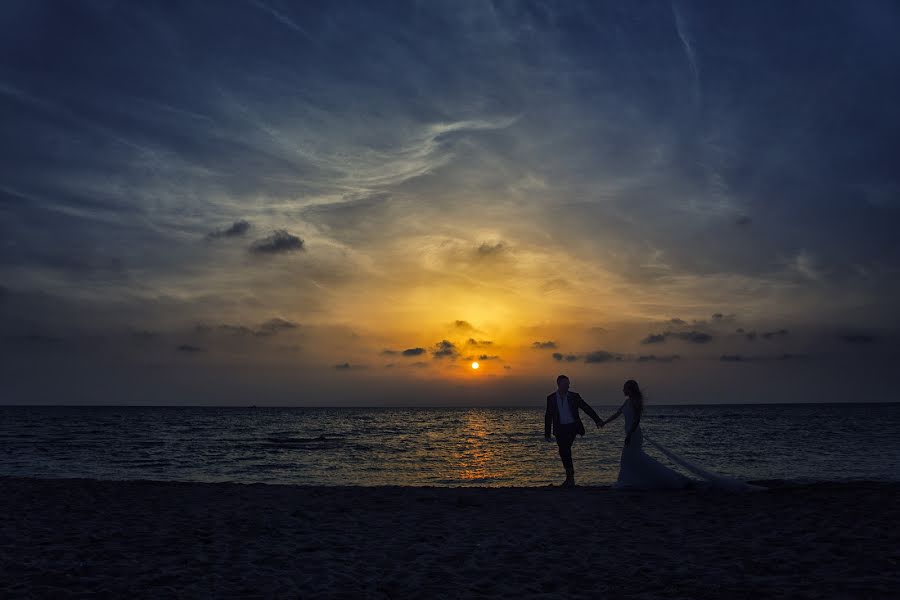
2, 1, 899, 406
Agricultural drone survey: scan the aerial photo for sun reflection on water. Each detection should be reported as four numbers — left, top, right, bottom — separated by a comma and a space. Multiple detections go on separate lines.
451, 409, 510, 482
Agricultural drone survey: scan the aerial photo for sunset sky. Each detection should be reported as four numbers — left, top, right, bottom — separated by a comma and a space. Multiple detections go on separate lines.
2, 1, 899, 405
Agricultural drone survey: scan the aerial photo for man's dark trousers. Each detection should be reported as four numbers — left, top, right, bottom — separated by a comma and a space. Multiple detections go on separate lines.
555, 423, 577, 477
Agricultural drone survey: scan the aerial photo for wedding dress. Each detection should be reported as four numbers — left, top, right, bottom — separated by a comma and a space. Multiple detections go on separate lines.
613, 398, 763, 491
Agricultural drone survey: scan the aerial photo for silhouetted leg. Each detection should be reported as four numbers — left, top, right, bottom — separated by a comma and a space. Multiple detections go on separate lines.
556, 425, 576, 484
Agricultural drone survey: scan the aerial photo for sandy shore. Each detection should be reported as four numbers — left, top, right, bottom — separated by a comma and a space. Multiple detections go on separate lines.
1, 478, 898, 599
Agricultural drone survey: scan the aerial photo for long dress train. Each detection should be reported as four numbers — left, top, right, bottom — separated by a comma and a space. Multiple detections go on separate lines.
612, 398, 763, 491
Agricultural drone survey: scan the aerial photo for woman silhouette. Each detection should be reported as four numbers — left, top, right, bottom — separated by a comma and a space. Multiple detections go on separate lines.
602, 380, 763, 491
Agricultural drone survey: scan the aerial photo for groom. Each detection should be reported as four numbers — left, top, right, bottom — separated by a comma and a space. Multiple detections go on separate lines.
545, 375, 603, 487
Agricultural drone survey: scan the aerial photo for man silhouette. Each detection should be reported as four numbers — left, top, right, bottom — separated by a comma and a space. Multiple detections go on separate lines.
545, 375, 602, 487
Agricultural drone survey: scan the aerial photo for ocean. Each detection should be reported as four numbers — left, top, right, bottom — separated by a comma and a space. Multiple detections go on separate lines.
1, 403, 897, 486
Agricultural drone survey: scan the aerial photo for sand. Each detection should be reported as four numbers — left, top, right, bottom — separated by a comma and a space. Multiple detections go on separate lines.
1, 478, 898, 598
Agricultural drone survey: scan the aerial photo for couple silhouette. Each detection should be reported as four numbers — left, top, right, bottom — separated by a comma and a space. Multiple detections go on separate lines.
545, 374, 764, 490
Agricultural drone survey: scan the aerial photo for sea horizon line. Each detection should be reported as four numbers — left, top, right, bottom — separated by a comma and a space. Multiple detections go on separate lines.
1, 401, 897, 409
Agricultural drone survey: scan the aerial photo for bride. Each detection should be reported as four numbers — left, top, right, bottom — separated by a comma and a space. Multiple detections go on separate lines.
602, 379, 762, 491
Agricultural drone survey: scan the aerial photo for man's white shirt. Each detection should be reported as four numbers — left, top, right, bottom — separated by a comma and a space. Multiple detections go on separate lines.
556, 391, 575, 425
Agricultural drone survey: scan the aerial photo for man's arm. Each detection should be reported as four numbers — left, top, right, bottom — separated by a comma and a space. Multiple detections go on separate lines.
576, 395, 602, 426
544, 397, 553, 439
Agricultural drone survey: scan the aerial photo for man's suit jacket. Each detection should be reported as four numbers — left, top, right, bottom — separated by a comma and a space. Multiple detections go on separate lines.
545, 391, 601, 438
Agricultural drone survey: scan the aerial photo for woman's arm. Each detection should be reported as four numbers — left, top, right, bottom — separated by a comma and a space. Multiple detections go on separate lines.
605, 399, 629, 426
603, 408, 622, 426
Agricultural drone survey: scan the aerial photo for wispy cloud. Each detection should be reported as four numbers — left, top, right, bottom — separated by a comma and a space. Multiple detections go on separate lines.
671, 1, 700, 106
245, 0, 315, 41
3, 2, 900, 404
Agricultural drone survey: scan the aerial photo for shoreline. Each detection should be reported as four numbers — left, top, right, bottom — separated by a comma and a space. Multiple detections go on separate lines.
3, 400, 899, 408
3, 478, 898, 598
0, 474, 885, 488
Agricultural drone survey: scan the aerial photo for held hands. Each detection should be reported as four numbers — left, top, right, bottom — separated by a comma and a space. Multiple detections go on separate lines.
596, 419, 605, 429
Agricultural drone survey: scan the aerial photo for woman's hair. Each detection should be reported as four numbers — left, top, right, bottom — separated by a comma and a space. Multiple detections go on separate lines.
624, 379, 644, 413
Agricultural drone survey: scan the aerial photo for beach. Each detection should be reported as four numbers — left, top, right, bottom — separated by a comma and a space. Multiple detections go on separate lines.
2, 478, 898, 598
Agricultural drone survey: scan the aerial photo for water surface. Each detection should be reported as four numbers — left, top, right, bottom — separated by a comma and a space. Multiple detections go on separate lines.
1, 404, 897, 486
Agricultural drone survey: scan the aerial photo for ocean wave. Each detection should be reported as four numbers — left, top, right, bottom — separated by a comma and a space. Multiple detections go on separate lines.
242, 436, 346, 451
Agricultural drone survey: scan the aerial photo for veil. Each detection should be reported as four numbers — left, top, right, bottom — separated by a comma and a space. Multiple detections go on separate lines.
644, 433, 766, 492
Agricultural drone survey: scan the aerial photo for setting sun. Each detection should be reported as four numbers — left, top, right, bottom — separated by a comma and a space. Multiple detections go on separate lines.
471, 362, 479, 370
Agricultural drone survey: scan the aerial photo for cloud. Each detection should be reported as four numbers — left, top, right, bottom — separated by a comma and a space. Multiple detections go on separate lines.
476, 241, 506, 257
250, 230, 304, 254
256, 318, 298, 336
334, 362, 369, 370
453, 320, 476, 331
761, 329, 789, 340
247, 0, 314, 40
214, 318, 298, 337
721, 353, 800, 362
637, 354, 681, 362
467, 338, 493, 347
668, 331, 713, 344
641, 330, 712, 344
532, 341, 558, 349
219, 324, 255, 336
2, 2, 900, 406
177, 344, 204, 353
432, 339, 458, 359
554, 350, 680, 363
402, 347, 426, 356
207, 220, 251, 239
477, 354, 500, 360
584, 350, 622, 364
839, 333, 876, 344
299, 193, 395, 244
711, 313, 736, 322
540, 278, 570, 294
